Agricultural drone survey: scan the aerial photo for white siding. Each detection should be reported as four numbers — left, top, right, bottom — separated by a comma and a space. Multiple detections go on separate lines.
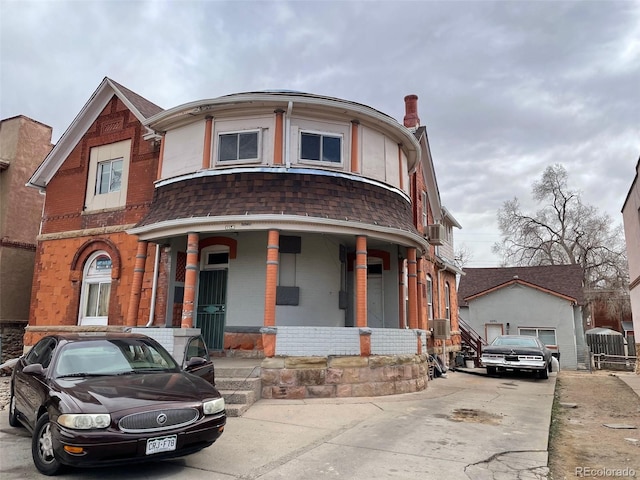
162, 122, 205, 178
361, 126, 386, 182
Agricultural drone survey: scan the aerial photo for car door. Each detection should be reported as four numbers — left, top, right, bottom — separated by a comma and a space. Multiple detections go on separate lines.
183, 335, 215, 386
14, 337, 56, 427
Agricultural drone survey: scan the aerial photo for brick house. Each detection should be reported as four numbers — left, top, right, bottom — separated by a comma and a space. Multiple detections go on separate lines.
26, 78, 461, 398
0, 116, 52, 364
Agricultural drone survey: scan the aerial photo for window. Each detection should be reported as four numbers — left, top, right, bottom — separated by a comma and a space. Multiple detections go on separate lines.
25, 338, 56, 368
85, 140, 130, 211
96, 158, 123, 194
79, 251, 112, 326
422, 193, 428, 227
300, 132, 341, 163
218, 131, 259, 162
444, 282, 451, 320
520, 328, 557, 346
426, 275, 433, 320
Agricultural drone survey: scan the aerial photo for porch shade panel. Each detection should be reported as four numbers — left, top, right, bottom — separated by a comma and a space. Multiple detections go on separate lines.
135, 172, 419, 234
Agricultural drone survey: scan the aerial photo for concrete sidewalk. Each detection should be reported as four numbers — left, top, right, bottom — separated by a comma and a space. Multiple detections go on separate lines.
1, 368, 555, 479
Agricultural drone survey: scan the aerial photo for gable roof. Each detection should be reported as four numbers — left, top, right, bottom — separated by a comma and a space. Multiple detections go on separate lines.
27, 77, 163, 189
413, 126, 442, 224
458, 264, 584, 306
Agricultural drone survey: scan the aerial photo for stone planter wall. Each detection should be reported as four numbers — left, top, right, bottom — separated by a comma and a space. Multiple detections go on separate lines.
260, 354, 429, 399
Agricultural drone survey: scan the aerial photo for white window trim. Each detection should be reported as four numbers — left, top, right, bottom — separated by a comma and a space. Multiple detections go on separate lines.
298, 130, 344, 166
518, 327, 558, 347
215, 129, 262, 165
78, 251, 112, 326
85, 140, 131, 212
200, 245, 230, 271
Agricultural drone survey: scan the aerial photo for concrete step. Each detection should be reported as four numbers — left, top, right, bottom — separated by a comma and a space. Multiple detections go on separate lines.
216, 365, 261, 379
220, 389, 257, 405
225, 403, 252, 417
216, 376, 261, 393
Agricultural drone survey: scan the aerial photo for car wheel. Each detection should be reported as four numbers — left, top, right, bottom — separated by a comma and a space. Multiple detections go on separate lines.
538, 365, 549, 380
32, 413, 63, 476
8, 388, 23, 428
486, 366, 497, 376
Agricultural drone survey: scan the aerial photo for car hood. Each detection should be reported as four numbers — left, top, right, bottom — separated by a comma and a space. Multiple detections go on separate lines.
53, 372, 220, 414
482, 345, 544, 356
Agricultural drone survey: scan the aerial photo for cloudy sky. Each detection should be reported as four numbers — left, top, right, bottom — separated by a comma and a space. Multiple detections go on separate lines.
1, 0, 638, 267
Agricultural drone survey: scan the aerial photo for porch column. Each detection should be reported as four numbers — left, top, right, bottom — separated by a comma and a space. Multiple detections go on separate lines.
126, 240, 148, 327
263, 230, 280, 357
181, 232, 199, 328
355, 235, 368, 328
407, 248, 418, 329
398, 257, 406, 329
418, 257, 427, 331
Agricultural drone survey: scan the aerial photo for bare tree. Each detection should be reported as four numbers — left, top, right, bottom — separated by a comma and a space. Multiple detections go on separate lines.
454, 243, 474, 270
492, 164, 628, 290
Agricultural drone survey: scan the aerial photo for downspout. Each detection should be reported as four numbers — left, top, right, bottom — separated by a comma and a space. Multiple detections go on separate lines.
437, 259, 448, 368
285, 101, 293, 169
146, 244, 161, 327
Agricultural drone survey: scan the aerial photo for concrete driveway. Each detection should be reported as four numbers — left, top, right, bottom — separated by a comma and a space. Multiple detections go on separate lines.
0, 369, 555, 479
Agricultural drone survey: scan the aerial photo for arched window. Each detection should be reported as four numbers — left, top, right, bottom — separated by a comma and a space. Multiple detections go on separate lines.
426, 274, 433, 320
444, 281, 451, 320
79, 251, 112, 325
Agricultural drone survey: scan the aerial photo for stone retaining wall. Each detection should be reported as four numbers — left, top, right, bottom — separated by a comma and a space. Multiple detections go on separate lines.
260, 354, 429, 399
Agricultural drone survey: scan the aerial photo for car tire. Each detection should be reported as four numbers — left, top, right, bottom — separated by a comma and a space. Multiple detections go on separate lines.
486, 366, 498, 376
32, 413, 63, 476
8, 387, 23, 428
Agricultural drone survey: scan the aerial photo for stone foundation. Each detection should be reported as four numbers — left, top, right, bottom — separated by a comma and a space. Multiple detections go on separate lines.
260, 354, 429, 399
1, 322, 26, 372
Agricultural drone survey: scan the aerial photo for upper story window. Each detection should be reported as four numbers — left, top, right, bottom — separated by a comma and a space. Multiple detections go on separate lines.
96, 158, 123, 194
85, 139, 131, 211
300, 132, 342, 164
426, 274, 433, 320
218, 130, 259, 163
444, 281, 451, 320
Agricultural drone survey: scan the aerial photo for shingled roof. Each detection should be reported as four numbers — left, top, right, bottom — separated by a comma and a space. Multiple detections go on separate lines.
458, 264, 584, 306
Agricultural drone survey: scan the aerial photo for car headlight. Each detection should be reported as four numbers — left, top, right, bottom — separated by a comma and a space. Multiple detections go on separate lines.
203, 397, 225, 415
58, 413, 111, 429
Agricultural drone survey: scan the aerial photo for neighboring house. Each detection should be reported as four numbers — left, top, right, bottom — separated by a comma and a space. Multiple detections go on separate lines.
0, 116, 52, 363
458, 265, 585, 370
622, 157, 640, 370
26, 79, 461, 398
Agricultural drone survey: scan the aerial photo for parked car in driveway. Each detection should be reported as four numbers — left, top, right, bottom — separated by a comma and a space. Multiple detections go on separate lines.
8, 333, 226, 475
480, 335, 553, 379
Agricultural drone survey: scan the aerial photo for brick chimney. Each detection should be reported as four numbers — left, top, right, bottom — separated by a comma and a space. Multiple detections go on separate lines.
403, 94, 420, 128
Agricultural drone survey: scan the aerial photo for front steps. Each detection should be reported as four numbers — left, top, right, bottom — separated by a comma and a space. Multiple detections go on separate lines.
214, 358, 262, 417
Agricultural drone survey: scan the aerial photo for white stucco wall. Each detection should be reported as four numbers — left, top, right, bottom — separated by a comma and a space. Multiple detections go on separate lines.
463, 284, 580, 369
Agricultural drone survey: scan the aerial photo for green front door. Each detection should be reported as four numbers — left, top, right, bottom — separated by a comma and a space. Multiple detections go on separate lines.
196, 269, 227, 350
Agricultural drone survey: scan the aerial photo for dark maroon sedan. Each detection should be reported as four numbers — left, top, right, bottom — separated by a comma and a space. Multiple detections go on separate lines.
8, 333, 226, 475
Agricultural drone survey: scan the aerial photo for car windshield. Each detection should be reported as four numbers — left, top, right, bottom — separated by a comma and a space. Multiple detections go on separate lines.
54, 338, 179, 378
492, 336, 539, 347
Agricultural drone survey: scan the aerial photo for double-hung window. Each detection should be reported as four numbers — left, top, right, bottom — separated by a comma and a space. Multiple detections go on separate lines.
519, 327, 557, 346
300, 132, 342, 164
96, 158, 123, 194
218, 131, 259, 163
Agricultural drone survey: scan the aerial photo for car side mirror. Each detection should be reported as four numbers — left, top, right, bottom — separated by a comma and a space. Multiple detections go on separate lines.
22, 363, 46, 376
184, 357, 208, 371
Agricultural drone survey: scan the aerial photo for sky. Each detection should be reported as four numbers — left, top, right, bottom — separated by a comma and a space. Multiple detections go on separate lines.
1, 0, 638, 267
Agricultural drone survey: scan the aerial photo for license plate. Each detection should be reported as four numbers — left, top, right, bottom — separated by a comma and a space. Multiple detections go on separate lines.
505, 356, 519, 362
146, 435, 177, 455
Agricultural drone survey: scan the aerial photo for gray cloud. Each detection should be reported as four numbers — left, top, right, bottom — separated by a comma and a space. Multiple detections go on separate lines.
2, 0, 638, 267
